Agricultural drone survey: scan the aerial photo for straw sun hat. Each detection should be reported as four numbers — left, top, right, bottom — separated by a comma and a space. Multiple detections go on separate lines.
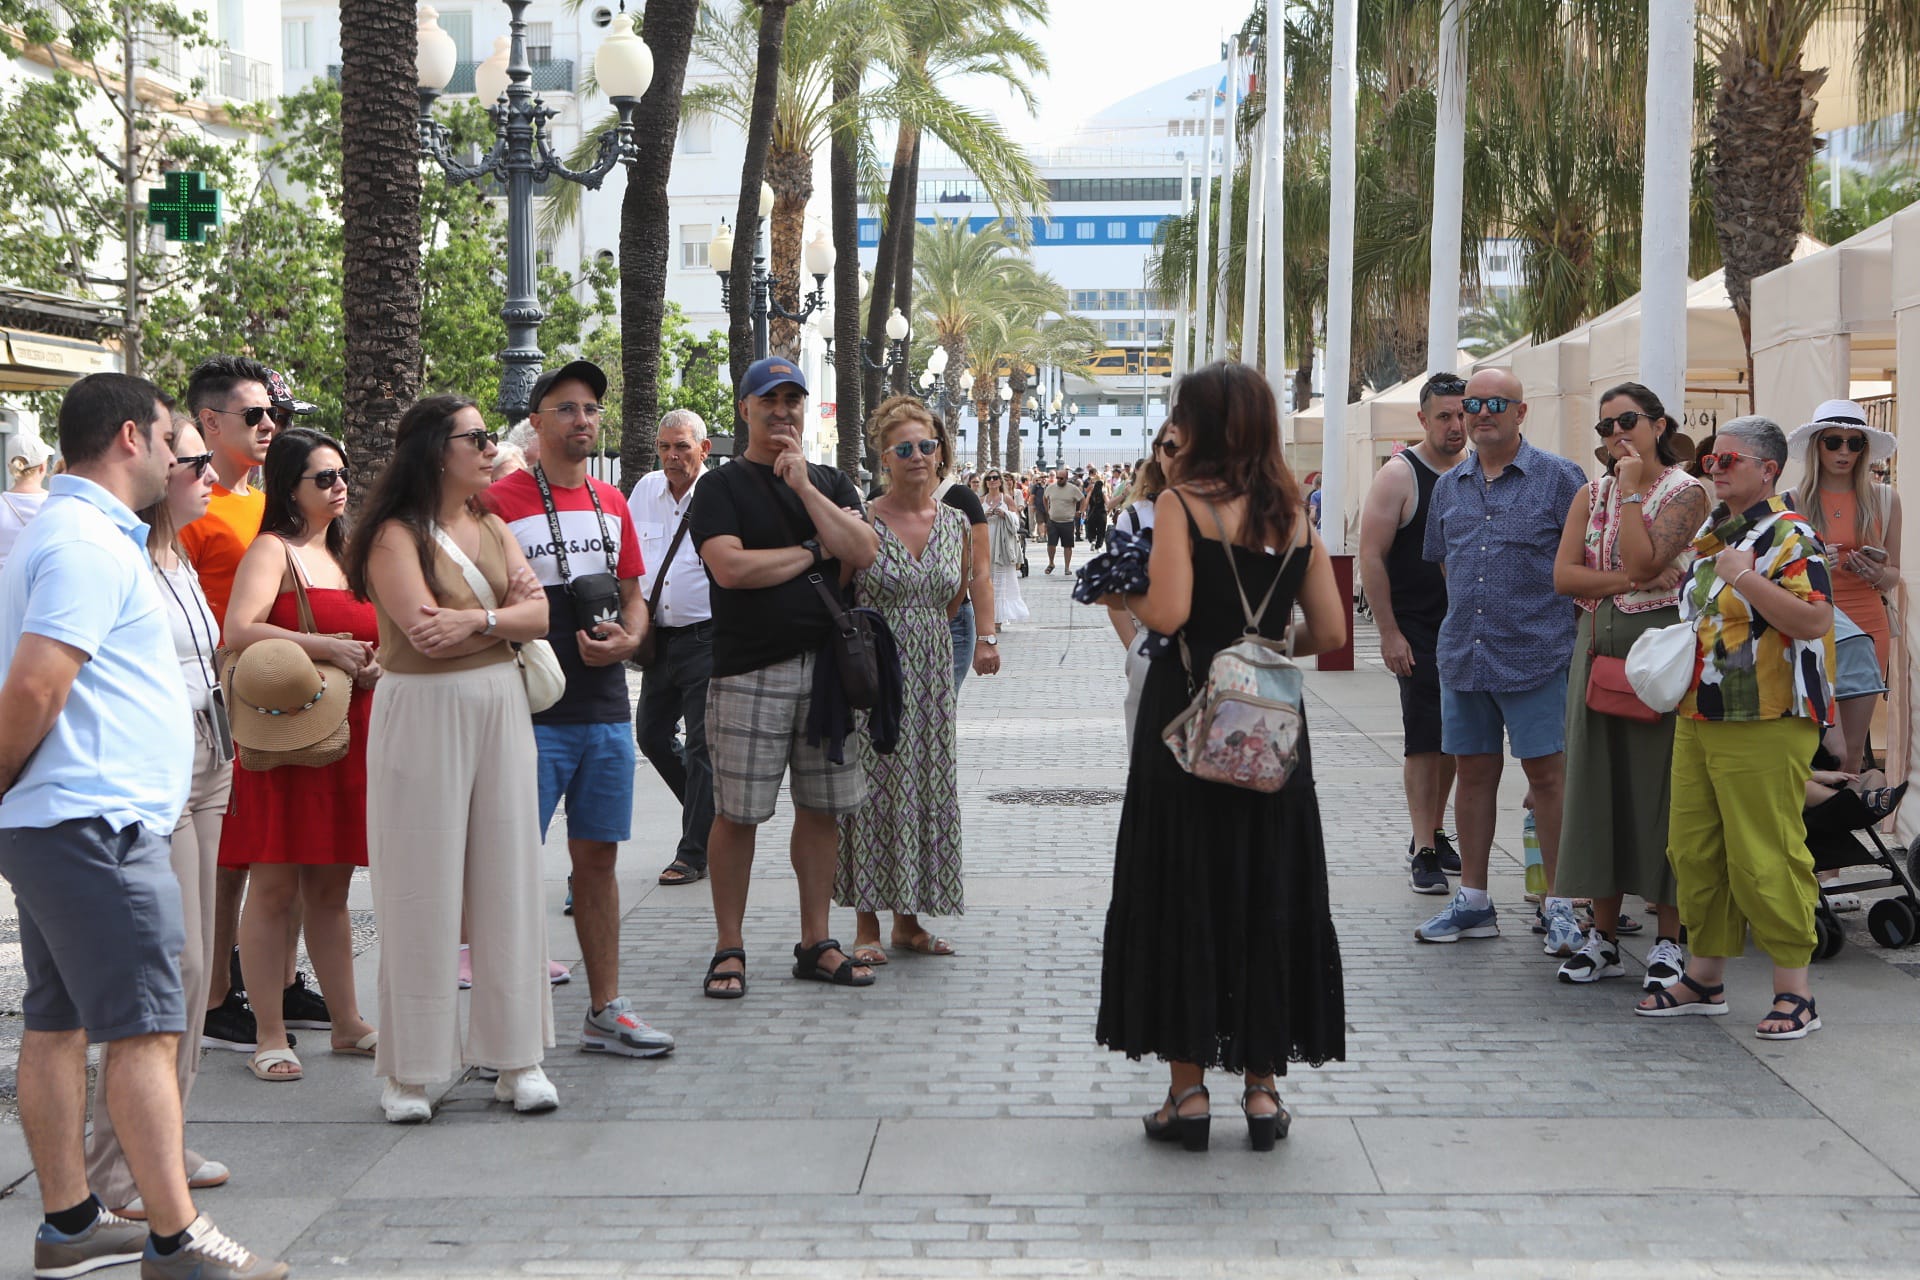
1785, 399, 1897, 464
223, 638, 351, 761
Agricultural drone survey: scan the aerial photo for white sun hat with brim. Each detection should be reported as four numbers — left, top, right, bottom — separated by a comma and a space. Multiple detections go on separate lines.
1786, 398, 1897, 464
4, 432, 54, 471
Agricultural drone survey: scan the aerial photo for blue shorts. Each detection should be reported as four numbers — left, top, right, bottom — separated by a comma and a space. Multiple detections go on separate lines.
1441, 669, 1569, 760
534, 721, 635, 843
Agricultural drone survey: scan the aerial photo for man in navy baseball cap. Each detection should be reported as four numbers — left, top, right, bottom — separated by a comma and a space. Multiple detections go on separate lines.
738, 356, 808, 400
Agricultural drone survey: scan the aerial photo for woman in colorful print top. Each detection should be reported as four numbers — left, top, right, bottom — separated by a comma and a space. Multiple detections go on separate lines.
1635, 417, 1835, 1043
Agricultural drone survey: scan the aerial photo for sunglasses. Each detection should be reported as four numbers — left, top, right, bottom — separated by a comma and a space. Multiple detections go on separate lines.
887, 439, 940, 460
451, 429, 499, 449
209, 405, 273, 427
1594, 410, 1654, 437
172, 452, 213, 477
1156, 440, 1178, 455
1461, 396, 1515, 415
304, 466, 350, 489
1423, 375, 1468, 397
1821, 434, 1868, 453
1700, 450, 1767, 474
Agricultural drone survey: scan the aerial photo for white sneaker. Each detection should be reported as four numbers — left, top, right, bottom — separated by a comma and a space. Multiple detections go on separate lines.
1541, 901, 1584, 957
494, 1064, 559, 1113
1556, 931, 1624, 983
1643, 938, 1686, 992
381, 1079, 431, 1124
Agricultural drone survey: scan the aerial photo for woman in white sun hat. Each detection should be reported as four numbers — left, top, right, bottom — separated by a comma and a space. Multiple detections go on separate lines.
1784, 398, 1899, 772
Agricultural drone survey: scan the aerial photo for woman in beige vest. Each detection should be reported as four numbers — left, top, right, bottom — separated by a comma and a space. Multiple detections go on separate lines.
344, 395, 555, 1124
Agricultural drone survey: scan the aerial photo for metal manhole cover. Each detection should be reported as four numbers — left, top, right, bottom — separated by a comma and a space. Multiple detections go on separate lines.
987, 788, 1125, 807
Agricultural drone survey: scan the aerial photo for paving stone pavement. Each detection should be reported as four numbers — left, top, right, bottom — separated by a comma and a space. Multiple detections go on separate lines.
4, 555, 1920, 1277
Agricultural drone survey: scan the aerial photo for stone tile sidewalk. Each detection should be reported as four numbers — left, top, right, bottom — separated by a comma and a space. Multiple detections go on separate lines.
2, 561, 1919, 1277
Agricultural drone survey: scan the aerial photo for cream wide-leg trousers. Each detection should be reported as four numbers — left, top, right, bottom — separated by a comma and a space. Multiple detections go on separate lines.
368, 662, 553, 1085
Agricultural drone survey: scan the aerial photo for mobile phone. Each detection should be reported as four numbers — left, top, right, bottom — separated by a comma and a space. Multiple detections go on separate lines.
1857, 546, 1889, 562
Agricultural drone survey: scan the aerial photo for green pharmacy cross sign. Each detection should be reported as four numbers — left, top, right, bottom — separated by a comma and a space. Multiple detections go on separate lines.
147, 171, 222, 243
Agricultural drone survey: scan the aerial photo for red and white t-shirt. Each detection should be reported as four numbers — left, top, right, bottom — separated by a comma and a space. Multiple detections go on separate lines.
482, 468, 644, 724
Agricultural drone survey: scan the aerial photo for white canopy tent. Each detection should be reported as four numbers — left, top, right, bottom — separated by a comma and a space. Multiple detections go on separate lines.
1752, 219, 1898, 439
1888, 203, 1920, 844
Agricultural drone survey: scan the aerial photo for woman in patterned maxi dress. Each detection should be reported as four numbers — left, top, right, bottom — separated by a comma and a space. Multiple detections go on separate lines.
837, 397, 968, 962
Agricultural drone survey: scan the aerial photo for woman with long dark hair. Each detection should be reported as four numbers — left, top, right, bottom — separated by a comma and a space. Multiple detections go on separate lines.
220, 427, 382, 1082
345, 395, 555, 1124
1550, 382, 1707, 989
1092, 362, 1347, 1152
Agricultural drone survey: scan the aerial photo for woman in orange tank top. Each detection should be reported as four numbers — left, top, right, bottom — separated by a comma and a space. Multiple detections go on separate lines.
1786, 400, 1901, 772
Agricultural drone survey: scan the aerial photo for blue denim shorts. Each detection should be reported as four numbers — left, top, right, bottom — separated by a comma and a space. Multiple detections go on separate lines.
0, 819, 185, 1042
534, 721, 636, 843
1440, 669, 1570, 760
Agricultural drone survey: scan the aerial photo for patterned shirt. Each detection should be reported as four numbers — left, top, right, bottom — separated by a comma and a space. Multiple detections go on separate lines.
1423, 438, 1587, 692
1680, 496, 1836, 724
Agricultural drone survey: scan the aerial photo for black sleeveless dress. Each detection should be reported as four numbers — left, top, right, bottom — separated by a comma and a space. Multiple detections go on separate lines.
1095, 501, 1345, 1077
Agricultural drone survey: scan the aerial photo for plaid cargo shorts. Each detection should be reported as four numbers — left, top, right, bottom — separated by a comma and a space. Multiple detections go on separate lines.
707, 652, 868, 824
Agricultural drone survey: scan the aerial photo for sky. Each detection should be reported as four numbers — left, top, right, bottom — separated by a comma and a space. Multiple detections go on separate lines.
948, 0, 1249, 148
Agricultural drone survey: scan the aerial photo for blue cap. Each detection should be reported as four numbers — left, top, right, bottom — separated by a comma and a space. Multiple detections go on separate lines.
740, 356, 808, 399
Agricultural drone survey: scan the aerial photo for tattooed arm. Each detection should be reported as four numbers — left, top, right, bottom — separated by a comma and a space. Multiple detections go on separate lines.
1616, 483, 1709, 583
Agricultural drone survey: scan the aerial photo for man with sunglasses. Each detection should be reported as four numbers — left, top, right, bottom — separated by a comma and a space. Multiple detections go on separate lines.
1360, 372, 1468, 896
1042, 467, 1085, 574
177, 358, 329, 1057
1415, 369, 1587, 947
690, 357, 879, 998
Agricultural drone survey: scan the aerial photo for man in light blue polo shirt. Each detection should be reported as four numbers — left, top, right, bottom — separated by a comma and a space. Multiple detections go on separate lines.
0, 372, 286, 1280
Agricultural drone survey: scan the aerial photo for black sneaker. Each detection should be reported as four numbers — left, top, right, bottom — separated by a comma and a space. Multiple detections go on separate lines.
1434, 830, 1461, 875
1408, 847, 1449, 895
282, 972, 331, 1030
228, 945, 245, 999
202, 991, 257, 1053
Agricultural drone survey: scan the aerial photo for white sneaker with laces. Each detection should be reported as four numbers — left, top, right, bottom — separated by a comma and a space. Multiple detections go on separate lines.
495, 1064, 559, 1113
1556, 931, 1623, 983
1643, 938, 1686, 992
1541, 901, 1584, 957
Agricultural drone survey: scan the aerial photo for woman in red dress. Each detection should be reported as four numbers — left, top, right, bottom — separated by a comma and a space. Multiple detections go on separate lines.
221, 428, 381, 1081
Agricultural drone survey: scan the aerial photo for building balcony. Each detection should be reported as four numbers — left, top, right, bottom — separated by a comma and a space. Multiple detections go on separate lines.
327, 58, 575, 96
137, 36, 274, 104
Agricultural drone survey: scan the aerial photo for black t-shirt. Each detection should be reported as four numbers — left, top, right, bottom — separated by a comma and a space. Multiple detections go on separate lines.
689, 458, 866, 678
941, 483, 986, 527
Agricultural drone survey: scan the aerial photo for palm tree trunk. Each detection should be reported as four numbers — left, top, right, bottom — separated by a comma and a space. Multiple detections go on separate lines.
765, 141, 813, 359
617, 0, 699, 493
862, 125, 917, 424
339, 0, 422, 500
831, 64, 865, 480
1707, 45, 1824, 380
729, 0, 794, 445
889, 135, 923, 395
1005, 364, 1028, 473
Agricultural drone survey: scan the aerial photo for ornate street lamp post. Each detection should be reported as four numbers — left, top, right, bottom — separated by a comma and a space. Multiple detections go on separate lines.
416, 2, 653, 424
1031, 391, 1076, 469
862, 308, 911, 382
709, 187, 835, 360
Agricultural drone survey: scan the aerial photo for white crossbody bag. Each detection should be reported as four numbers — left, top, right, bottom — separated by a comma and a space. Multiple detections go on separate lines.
431, 524, 564, 714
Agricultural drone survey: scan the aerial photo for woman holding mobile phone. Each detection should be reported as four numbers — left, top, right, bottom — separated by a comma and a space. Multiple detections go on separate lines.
1785, 399, 1900, 772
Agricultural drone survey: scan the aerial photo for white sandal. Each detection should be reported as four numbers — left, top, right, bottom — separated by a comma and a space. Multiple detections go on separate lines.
247, 1046, 302, 1082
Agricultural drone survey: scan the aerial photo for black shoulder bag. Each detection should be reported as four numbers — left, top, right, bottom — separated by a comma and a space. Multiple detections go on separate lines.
633, 511, 691, 670
746, 460, 881, 710
532, 464, 623, 638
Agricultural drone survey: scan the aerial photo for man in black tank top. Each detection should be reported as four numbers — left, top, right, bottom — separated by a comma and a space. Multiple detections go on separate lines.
1358, 373, 1468, 895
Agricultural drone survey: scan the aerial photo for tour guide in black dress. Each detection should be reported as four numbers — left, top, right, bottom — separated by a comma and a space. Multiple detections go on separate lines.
1093, 361, 1347, 1153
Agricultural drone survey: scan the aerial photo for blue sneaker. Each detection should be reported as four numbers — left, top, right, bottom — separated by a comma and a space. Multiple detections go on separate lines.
1414, 891, 1500, 943
563, 873, 574, 917
1434, 830, 1462, 875
1541, 901, 1584, 957
1408, 847, 1450, 895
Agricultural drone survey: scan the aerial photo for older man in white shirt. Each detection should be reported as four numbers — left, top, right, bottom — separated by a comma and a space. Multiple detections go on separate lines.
632, 409, 716, 885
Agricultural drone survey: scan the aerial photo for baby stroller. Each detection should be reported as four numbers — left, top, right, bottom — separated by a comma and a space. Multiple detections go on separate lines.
1804, 760, 1920, 961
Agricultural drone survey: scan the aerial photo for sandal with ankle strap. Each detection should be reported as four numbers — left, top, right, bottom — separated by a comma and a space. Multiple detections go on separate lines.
703, 948, 747, 1000
1634, 971, 1728, 1017
1756, 992, 1821, 1041
1241, 1084, 1291, 1152
792, 939, 875, 987
1143, 1084, 1210, 1152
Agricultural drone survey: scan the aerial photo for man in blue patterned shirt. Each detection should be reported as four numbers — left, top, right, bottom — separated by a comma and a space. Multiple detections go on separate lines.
1414, 368, 1587, 950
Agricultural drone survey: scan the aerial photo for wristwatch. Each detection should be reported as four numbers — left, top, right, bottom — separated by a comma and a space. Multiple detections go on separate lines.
482, 608, 498, 635
978, 634, 998, 646
802, 538, 824, 566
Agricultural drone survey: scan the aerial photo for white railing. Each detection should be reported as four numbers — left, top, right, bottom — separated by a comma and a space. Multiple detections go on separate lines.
133, 36, 275, 104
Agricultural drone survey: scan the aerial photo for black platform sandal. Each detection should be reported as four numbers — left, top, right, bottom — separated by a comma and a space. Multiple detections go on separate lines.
703, 948, 747, 1000
1142, 1084, 1210, 1152
1241, 1083, 1291, 1152
1633, 971, 1727, 1017
791, 939, 875, 987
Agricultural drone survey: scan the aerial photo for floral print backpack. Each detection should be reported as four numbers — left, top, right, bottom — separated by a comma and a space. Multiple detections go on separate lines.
1161, 501, 1308, 793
